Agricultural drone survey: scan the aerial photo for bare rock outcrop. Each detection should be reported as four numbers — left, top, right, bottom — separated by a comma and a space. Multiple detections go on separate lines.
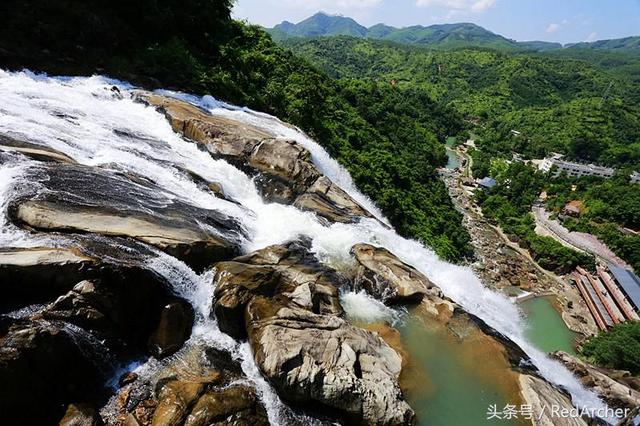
107, 346, 268, 426
0, 317, 107, 425
140, 93, 373, 223
7, 163, 244, 270
212, 240, 414, 425
552, 351, 640, 411
351, 243, 435, 305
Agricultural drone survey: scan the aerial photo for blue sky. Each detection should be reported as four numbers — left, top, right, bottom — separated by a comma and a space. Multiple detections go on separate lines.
233, 0, 640, 44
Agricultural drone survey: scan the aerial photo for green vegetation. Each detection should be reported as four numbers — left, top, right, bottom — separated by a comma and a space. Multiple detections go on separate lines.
582, 322, 640, 375
0, 1, 470, 261
473, 162, 595, 274
269, 12, 640, 54
282, 35, 639, 273
545, 174, 640, 272
285, 37, 640, 167
269, 13, 566, 52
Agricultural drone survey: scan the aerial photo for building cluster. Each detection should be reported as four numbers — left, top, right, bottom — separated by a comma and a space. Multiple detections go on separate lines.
538, 153, 639, 183
571, 265, 640, 331
539, 154, 615, 179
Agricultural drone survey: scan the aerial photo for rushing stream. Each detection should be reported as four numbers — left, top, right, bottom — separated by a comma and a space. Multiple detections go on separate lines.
0, 70, 615, 424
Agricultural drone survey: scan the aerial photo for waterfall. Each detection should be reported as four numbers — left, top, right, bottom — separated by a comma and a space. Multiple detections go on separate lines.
0, 69, 614, 424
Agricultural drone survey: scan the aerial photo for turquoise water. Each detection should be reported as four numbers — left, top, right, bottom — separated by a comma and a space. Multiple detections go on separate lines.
521, 296, 578, 355
445, 137, 460, 170
398, 316, 520, 426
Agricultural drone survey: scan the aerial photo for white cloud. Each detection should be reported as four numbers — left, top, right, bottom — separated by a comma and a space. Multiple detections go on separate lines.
546, 23, 560, 33
415, 0, 497, 12
585, 32, 598, 42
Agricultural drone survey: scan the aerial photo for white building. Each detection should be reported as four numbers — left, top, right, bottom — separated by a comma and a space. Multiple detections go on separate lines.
538, 154, 615, 179
631, 171, 640, 184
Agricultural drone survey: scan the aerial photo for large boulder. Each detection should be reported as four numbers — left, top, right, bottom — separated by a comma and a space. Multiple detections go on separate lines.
0, 133, 75, 163
213, 240, 344, 339
0, 247, 98, 312
147, 300, 194, 359
43, 278, 194, 359
350, 243, 434, 305
59, 403, 103, 426
8, 163, 244, 270
247, 299, 413, 425
293, 176, 371, 224
212, 241, 414, 425
519, 374, 589, 426
140, 93, 373, 223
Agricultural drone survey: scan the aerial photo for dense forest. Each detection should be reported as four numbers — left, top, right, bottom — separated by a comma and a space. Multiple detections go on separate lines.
0, 0, 470, 261
285, 37, 640, 167
582, 322, 640, 375
284, 35, 640, 272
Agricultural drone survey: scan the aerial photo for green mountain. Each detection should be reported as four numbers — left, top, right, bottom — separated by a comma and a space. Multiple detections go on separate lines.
267, 13, 562, 51
270, 12, 367, 40
284, 36, 640, 167
269, 12, 640, 54
566, 36, 640, 52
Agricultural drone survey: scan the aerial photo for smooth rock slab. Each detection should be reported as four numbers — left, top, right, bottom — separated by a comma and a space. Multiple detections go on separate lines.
8, 163, 244, 269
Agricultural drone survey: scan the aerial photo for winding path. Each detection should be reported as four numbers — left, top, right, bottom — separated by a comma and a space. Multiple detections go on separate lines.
532, 206, 631, 270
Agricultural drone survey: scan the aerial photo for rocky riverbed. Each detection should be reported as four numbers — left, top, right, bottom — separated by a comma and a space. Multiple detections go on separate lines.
0, 72, 619, 426
440, 169, 598, 338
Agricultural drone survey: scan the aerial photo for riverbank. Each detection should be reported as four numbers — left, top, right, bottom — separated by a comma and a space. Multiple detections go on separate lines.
440, 156, 598, 339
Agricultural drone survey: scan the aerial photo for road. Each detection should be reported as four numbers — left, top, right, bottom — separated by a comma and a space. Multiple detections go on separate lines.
532, 206, 631, 270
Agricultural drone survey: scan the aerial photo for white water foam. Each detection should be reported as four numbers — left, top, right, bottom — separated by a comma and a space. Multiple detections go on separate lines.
0, 70, 614, 424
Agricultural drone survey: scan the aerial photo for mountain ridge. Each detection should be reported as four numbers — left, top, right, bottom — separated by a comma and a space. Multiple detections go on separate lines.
267, 12, 638, 53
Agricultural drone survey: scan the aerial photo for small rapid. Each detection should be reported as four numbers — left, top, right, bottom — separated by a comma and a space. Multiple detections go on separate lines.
0, 70, 614, 424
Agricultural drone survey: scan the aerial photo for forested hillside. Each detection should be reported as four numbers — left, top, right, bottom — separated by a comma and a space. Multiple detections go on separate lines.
268, 12, 563, 51
0, 0, 470, 261
285, 36, 640, 167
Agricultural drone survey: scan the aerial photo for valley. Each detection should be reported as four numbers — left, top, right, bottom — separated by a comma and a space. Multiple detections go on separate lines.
0, 2, 639, 425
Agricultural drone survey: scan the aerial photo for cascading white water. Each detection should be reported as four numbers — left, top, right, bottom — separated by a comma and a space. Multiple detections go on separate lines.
0, 69, 615, 424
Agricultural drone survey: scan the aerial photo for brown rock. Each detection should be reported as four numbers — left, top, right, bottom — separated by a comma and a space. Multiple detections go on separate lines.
552, 351, 640, 410
151, 380, 205, 426
8, 163, 243, 270
140, 93, 373, 223
351, 243, 433, 304
0, 317, 105, 425
148, 301, 194, 359
212, 241, 414, 425
59, 403, 102, 426
185, 385, 268, 426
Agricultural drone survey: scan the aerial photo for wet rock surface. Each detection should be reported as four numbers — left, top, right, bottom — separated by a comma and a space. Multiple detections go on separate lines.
351, 243, 434, 305
8, 163, 244, 270
0, 316, 107, 425
212, 240, 415, 425
59, 403, 104, 426
0, 246, 99, 312
0, 133, 76, 163
140, 93, 373, 223
553, 351, 640, 411
518, 374, 588, 426
107, 346, 268, 426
